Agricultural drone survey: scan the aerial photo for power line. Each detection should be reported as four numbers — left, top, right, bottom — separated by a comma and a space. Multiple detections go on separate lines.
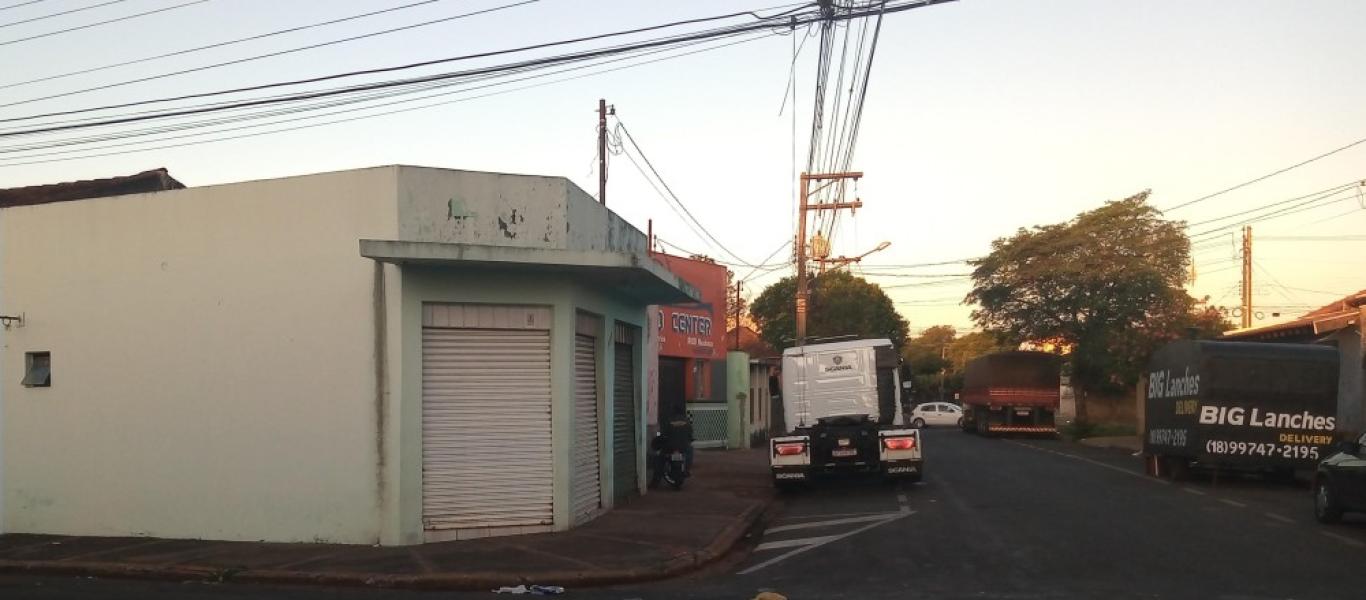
1279, 285, 1354, 297
1182, 179, 1363, 228
1258, 235, 1366, 241
1299, 206, 1365, 227
0, 33, 771, 167
740, 241, 794, 282
0, 1, 825, 125
1190, 187, 1362, 239
860, 258, 972, 269
615, 118, 758, 267
0, 0, 128, 28
0, 0, 452, 90
1164, 135, 1366, 212
862, 272, 973, 278
0, 0, 538, 107
0, 0, 209, 46
0, 0, 55, 12
880, 277, 973, 289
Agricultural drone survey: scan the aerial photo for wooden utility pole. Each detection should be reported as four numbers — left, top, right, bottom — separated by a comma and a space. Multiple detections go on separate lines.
733, 281, 742, 351
1241, 226, 1253, 328
795, 171, 863, 346
597, 99, 613, 205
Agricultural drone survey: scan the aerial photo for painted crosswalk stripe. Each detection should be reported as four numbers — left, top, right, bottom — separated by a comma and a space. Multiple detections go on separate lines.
766, 513, 902, 535
755, 535, 841, 551
738, 512, 913, 576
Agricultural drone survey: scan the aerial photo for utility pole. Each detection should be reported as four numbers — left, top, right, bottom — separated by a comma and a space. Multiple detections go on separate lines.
733, 281, 742, 351
597, 99, 614, 205
1241, 225, 1253, 328
794, 171, 863, 346
938, 345, 947, 403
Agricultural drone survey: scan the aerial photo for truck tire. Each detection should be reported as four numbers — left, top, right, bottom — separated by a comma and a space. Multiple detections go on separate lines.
975, 412, 992, 437
1315, 478, 1343, 524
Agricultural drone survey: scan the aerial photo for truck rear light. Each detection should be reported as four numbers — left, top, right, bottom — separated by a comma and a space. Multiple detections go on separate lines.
774, 442, 807, 456
883, 437, 916, 450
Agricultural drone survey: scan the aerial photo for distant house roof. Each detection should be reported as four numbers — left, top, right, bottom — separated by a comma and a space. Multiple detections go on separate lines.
0, 168, 185, 209
726, 324, 779, 358
1223, 288, 1366, 341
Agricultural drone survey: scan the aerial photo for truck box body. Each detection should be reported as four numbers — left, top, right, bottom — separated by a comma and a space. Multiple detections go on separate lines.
781, 339, 900, 429
961, 351, 1061, 435
1144, 340, 1339, 470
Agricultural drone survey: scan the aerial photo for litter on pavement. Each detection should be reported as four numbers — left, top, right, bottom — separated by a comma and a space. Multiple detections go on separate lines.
492, 584, 566, 595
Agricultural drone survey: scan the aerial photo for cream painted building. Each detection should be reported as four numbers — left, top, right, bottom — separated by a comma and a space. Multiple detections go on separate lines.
0, 166, 696, 545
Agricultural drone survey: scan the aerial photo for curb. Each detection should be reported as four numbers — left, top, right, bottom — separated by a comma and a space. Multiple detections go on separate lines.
0, 497, 775, 591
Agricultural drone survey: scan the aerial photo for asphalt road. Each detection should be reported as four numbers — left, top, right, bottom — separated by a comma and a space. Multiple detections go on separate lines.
7, 429, 1366, 599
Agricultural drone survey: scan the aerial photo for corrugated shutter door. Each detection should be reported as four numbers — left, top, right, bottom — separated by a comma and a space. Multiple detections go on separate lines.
422, 327, 552, 530
612, 342, 637, 500
572, 335, 602, 523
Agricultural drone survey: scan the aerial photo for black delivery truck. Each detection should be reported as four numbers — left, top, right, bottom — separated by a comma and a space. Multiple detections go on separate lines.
1144, 340, 1339, 480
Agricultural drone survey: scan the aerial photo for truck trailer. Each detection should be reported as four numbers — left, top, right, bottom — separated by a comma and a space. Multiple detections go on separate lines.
770, 339, 923, 488
1143, 340, 1339, 479
960, 351, 1061, 436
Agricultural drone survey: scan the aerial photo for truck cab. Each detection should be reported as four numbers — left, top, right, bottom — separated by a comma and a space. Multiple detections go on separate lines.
770, 339, 924, 488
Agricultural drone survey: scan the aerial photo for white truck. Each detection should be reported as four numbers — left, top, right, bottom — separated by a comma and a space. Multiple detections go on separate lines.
770, 339, 924, 488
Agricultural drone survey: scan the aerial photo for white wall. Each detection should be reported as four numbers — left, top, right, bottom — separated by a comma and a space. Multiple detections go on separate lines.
1335, 327, 1364, 434
1, 167, 399, 544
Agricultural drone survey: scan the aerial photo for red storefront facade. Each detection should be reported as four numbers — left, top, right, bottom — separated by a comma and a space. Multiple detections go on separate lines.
648, 254, 728, 426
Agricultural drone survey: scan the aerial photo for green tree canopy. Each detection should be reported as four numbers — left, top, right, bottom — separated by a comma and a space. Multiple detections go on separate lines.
966, 191, 1231, 395
750, 271, 910, 352
902, 327, 1012, 402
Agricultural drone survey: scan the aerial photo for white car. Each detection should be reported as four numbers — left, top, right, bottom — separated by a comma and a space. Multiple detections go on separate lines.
908, 402, 964, 428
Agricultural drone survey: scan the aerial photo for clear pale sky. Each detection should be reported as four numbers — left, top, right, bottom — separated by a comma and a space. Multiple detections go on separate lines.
2, 0, 1363, 334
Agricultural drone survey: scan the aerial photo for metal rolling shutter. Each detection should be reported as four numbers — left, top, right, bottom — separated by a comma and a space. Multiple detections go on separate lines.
612, 337, 637, 500
572, 334, 602, 523
422, 309, 552, 531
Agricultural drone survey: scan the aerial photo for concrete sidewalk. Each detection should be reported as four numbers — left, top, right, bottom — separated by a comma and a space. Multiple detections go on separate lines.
0, 449, 774, 591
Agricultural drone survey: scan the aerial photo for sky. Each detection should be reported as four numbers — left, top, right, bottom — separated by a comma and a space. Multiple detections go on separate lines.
2, 0, 1364, 336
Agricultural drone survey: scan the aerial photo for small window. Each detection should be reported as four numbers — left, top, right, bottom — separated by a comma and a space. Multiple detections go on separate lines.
921, 404, 939, 413
22, 351, 50, 388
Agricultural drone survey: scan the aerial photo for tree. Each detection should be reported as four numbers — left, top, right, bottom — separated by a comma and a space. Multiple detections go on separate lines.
750, 271, 910, 351
904, 326, 955, 375
725, 269, 751, 334
902, 327, 1012, 402
966, 191, 1231, 407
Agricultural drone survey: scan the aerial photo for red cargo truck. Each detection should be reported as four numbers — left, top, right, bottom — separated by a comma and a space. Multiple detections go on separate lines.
960, 351, 1061, 436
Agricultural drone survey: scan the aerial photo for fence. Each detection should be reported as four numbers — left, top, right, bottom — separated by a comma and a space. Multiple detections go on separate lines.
687, 403, 729, 449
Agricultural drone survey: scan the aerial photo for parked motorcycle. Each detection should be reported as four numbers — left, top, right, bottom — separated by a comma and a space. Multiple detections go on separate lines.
650, 429, 691, 490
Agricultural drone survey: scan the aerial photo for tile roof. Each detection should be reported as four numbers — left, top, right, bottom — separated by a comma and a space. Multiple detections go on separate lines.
0, 168, 185, 209
1223, 288, 1365, 340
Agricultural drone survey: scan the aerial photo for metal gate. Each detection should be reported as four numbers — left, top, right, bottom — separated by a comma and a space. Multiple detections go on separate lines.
421, 304, 552, 533
572, 319, 602, 524
612, 325, 637, 500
